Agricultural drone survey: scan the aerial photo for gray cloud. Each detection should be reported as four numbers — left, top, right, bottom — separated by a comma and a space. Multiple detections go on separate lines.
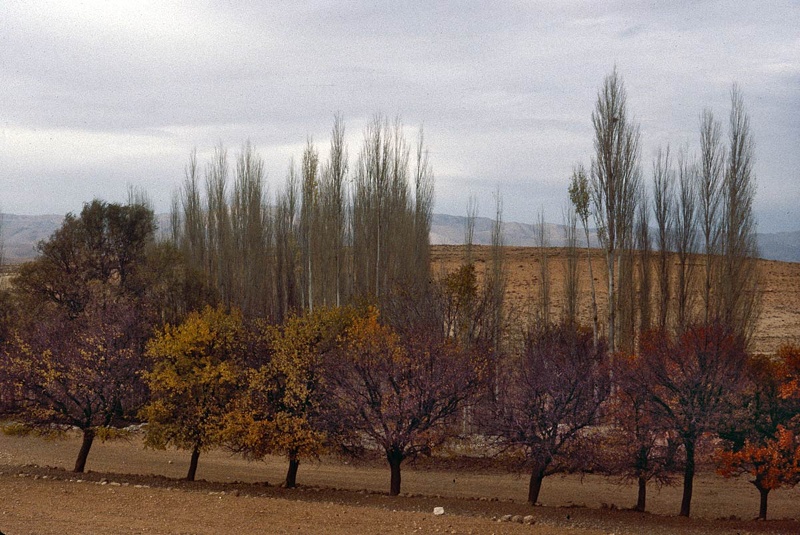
1, 1, 798, 233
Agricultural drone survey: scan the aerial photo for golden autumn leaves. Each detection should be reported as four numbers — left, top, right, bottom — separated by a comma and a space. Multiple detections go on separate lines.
141, 305, 485, 493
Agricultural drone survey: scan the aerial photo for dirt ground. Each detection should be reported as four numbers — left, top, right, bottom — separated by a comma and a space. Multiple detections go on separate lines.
1, 432, 798, 535
430, 246, 800, 355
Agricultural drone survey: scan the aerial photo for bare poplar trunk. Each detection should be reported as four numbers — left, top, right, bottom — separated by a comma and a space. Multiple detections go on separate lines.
607, 249, 616, 353
563, 207, 579, 325
536, 211, 551, 325
636, 196, 652, 340
585, 228, 599, 345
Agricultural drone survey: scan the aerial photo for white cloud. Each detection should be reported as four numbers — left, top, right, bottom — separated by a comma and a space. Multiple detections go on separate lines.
0, 1, 798, 232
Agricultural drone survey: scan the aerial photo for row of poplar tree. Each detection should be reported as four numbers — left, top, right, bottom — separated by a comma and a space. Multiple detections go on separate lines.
170, 115, 433, 322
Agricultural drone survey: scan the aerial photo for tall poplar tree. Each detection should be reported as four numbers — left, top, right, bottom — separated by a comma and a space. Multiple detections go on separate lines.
590, 68, 642, 353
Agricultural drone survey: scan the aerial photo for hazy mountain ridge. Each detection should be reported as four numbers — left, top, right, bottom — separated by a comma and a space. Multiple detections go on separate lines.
431, 214, 800, 263
430, 214, 602, 248
1, 213, 64, 262
2, 213, 798, 263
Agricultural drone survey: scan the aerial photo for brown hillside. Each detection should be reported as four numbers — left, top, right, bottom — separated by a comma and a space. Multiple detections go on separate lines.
430, 245, 800, 355
2, 246, 796, 354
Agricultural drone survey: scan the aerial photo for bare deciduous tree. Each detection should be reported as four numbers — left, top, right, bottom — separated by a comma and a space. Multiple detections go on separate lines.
698, 109, 724, 325
569, 164, 599, 344
205, 145, 233, 308
720, 85, 760, 342
562, 205, 580, 326
652, 146, 674, 331
232, 141, 270, 317
636, 193, 653, 338
319, 114, 349, 308
464, 195, 478, 264
274, 162, 300, 322
300, 139, 320, 312
674, 148, 698, 332
352, 115, 430, 302
535, 210, 551, 326
590, 68, 642, 353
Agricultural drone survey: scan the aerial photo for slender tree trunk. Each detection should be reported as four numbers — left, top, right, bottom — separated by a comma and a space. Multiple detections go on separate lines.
186, 445, 201, 481
584, 229, 599, 346
635, 475, 647, 512
758, 485, 769, 520
704, 251, 713, 325
528, 464, 547, 505
285, 453, 300, 489
387, 449, 403, 496
680, 438, 695, 517
73, 428, 95, 473
607, 249, 616, 354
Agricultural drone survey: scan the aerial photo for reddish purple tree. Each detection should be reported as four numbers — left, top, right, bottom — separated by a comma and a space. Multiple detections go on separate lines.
2, 296, 148, 472
639, 323, 748, 517
324, 307, 485, 496
493, 322, 610, 505
1, 200, 156, 472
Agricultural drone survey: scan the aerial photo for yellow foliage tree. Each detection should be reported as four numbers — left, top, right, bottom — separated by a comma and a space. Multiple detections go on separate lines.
141, 305, 245, 481
225, 307, 352, 487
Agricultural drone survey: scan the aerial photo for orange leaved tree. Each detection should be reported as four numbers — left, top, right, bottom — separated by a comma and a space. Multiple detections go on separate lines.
716, 426, 800, 520
715, 344, 800, 519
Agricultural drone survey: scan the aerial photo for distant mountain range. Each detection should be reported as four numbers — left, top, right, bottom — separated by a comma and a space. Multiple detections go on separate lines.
431, 214, 800, 263
2, 212, 798, 264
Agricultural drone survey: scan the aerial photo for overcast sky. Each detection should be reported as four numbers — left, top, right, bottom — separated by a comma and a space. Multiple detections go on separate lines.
1, 1, 798, 233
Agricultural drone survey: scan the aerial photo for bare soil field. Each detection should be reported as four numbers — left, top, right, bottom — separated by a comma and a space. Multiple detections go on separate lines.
1, 432, 799, 534
430, 245, 800, 355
